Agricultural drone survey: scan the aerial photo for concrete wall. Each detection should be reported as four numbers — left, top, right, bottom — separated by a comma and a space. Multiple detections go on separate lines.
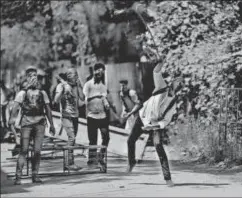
105, 62, 143, 119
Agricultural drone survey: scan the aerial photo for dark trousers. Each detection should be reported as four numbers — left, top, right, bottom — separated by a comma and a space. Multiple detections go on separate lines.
16, 123, 45, 177
1, 105, 7, 128
87, 117, 109, 163
127, 116, 171, 181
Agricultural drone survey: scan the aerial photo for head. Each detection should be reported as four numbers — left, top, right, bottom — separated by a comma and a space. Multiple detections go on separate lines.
66, 68, 78, 86
119, 80, 129, 93
58, 73, 67, 83
93, 63, 105, 82
25, 66, 39, 89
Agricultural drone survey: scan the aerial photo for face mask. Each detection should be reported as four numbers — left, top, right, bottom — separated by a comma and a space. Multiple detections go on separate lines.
66, 69, 78, 86
26, 72, 39, 89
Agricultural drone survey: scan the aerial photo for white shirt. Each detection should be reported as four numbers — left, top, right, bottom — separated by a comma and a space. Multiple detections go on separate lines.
139, 92, 176, 129
83, 79, 108, 119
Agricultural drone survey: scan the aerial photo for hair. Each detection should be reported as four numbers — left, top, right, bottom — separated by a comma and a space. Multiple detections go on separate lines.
93, 63, 105, 71
25, 66, 37, 76
119, 79, 128, 85
59, 73, 67, 81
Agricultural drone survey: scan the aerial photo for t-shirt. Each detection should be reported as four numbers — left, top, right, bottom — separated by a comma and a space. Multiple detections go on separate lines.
15, 89, 50, 127
83, 78, 108, 119
139, 92, 176, 129
55, 83, 79, 118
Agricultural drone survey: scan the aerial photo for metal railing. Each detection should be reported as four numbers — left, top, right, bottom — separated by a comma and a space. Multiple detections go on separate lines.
218, 88, 242, 160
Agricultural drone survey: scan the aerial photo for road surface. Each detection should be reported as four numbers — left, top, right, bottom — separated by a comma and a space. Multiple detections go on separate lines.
1, 143, 242, 197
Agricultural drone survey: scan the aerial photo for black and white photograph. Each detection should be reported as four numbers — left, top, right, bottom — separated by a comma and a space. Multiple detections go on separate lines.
1, 0, 242, 197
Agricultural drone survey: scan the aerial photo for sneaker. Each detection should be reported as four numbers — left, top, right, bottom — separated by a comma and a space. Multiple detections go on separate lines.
67, 164, 82, 171
126, 162, 136, 173
14, 177, 21, 185
87, 160, 99, 168
166, 180, 174, 187
32, 175, 43, 183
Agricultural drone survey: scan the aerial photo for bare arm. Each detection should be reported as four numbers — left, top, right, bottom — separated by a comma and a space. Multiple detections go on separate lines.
54, 91, 62, 104
54, 84, 63, 104
125, 90, 142, 118
77, 79, 85, 101
8, 102, 21, 125
45, 104, 56, 135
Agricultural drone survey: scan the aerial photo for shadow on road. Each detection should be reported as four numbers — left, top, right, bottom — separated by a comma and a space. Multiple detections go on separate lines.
173, 183, 229, 187
130, 182, 229, 187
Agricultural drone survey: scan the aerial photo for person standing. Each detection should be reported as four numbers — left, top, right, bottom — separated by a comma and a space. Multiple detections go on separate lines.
9, 66, 55, 185
119, 79, 142, 132
54, 67, 84, 170
83, 63, 110, 167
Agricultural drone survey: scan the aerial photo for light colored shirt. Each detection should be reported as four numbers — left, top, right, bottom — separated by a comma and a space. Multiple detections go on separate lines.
83, 78, 108, 119
1, 88, 8, 106
56, 83, 79, 118
139, 92, 176, 129
15, 90, 49, 127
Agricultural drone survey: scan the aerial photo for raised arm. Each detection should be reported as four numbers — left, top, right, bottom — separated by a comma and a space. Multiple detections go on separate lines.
124, 90, 142, 118
54, 83, 63, 104
8, 102, 21, 126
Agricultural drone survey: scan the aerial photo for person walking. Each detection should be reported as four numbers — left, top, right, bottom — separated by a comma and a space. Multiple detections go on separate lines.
9, 66, 55, 185
54, 67, 84, 170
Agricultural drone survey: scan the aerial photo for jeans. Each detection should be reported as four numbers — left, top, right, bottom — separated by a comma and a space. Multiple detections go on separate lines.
127, 116, 171, 181
62, 117, 78, 165
16, 122, 45, 177
87, 117, 109, 163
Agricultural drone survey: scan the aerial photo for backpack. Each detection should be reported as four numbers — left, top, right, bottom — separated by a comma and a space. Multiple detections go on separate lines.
21, 89, 45, 116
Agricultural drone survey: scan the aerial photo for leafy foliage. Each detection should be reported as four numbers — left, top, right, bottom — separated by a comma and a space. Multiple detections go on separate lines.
141, 1, 242, 124
1, 1, 52, 26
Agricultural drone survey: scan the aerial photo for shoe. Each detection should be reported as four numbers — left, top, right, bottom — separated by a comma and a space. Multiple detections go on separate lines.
68, 164, 82, 171
98, 158, 106, 166
166, 180, 174, 187
126, 161, 136, 173
14, 177, 21, 185
32, 175, 43, 183
87, 160, 99, 169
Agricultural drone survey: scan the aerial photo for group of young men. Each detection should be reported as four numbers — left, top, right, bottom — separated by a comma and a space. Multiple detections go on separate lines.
8, 61, 183, 186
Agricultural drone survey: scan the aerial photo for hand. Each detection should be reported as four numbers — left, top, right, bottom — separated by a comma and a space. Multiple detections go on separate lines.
142, 123, 160, 131
49, 125, 56, 136
102, 98, 110, 110
8, 118, 15, 126
112, 106, 117, 114
123, 112, 131, 120
105, 103, 110, 110
15, 136, 20, 145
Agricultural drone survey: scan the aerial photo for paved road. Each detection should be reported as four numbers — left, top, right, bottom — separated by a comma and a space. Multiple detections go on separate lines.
1, 143, 242, 197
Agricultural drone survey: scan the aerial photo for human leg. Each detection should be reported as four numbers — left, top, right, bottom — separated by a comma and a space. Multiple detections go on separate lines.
62, 117, 76, 165
87, 117, 98, 164
31, 123, 45, 183
15, 126, 32, 185
153, 130, 173, 185
127, 116, 143, 172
